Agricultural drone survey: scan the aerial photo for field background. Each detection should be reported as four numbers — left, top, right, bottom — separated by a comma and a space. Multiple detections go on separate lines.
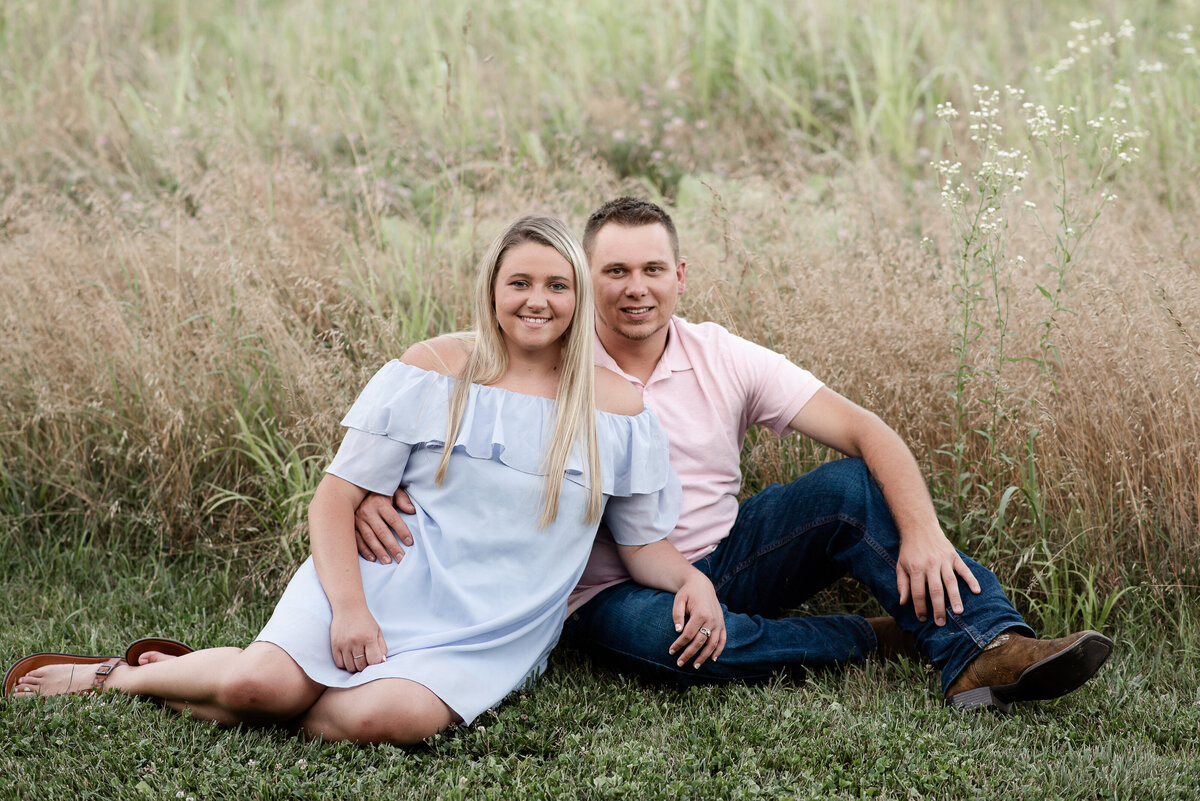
1, 1, 1198, 798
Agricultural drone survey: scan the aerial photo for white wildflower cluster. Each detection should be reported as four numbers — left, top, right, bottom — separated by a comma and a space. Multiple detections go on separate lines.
935, 101, 958, 121
932, 85, 1035, 243
1110, 80, 1132, 111
976, 147, 1030, 186
967, 86, 1004, 144
1024, 103, 1076, 143
1172, 24, 1195, 55
1043, 19, 1136, 80
1067, 19, 1105, 53
934, 159, 967, 210
1043, 56, 1077, 80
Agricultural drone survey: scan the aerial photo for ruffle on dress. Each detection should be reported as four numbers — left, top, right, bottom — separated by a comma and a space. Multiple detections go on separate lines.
340, 360, 671, 496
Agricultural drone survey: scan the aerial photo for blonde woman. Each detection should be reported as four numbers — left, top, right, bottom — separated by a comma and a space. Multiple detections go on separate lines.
6, 216, 725, 745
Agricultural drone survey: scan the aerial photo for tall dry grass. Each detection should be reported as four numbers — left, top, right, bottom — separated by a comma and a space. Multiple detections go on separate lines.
1, 1, 1197, 622
674, 164, 1199, 599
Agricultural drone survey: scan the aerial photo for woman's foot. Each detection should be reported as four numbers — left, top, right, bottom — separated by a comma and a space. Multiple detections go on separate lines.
11, 658, 126, 697
125, 637, 194, 666
132, 650, 182, 666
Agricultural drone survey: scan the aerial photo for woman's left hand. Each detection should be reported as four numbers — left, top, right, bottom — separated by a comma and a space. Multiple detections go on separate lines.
668, 574, 726, 669
330, 606, 388, 674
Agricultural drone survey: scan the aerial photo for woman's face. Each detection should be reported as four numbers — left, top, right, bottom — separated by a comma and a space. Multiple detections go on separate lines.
492, 241, 576, 355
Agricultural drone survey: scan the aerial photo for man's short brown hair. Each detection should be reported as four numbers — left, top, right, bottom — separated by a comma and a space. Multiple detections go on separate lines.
583, 197, 680, 263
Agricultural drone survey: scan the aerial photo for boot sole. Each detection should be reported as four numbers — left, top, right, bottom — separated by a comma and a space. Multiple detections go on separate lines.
946, 631, 1114, 713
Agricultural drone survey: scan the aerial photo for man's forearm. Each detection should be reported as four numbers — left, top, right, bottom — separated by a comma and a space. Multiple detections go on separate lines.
856, 420, 942, 543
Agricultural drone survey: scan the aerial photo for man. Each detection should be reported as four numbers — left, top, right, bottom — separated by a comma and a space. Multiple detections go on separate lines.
355, 197, 1112, 712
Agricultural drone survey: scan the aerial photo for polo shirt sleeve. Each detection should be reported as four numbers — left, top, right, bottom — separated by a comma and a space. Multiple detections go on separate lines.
725, 331, 824, 436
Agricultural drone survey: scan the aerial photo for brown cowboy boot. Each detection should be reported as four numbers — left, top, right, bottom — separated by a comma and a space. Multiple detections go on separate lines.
867, 617, 922, 662
945, 629, 1113, 712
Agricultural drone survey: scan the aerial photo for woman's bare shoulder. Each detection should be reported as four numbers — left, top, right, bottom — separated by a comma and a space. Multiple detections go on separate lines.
594, 366, 644, 416
399, 335, 472, 377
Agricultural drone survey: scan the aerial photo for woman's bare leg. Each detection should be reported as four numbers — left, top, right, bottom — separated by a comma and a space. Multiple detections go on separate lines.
298, 678, 458, 746
13, 642, 325, 727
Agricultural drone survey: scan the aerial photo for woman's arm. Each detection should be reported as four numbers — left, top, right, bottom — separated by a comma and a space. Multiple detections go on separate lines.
617, 540, 726, 669
308, 473, 388, 672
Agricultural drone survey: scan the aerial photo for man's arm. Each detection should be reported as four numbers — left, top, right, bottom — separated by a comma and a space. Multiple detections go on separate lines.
787, 387, 982, 626
354, 488, 416, 564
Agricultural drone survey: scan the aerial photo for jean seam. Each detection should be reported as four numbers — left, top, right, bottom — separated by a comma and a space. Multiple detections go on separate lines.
862, 531, 1002, 650
711, 512, 861, 595
585, 641, 775, 683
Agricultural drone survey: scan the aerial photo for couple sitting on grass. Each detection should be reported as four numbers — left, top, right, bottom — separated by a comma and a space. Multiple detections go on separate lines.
5, 198, 1113, 745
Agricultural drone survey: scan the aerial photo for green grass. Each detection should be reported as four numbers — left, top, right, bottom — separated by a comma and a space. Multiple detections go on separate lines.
2, 538, 1197, 800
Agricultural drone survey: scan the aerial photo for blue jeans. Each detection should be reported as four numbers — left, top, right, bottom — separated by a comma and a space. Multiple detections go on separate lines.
565, 458, 1033, 694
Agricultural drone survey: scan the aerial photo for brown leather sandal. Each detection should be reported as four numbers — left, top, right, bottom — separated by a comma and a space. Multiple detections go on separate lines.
125, 637, 194, 665
3, 653, 124, 697
5, 638, 196, 698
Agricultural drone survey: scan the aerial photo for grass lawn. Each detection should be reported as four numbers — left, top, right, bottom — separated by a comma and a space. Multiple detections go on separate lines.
3, 537, 1196, 800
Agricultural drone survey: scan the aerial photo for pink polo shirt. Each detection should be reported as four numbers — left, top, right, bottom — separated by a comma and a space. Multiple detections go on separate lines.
568, 316, 824, 613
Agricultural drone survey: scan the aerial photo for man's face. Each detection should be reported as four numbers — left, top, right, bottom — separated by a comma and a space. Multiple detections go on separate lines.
588, 223, 685, 347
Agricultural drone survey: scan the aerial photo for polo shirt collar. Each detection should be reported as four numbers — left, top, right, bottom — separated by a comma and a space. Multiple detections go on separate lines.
593, 316, 692, 387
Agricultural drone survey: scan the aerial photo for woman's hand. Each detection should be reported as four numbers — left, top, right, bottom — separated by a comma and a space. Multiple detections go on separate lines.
668, 573, 726, 669
330, 606, 388, 673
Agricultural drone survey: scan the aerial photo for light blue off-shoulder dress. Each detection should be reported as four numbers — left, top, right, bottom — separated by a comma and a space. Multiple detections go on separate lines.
256, 360, 680, 723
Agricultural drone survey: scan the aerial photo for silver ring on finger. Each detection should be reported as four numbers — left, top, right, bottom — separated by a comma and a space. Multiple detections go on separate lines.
352, 654, 365, 660
699, 627, 712, 638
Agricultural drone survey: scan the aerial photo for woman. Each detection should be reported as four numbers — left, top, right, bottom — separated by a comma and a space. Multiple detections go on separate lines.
5, 216, 725, 745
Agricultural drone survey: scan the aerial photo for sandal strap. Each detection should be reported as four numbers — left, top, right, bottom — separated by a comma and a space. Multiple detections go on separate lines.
91, 658, 126, 691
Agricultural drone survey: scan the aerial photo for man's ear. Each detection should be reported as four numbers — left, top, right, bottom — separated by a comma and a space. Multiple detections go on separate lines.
676, 259, 687, 294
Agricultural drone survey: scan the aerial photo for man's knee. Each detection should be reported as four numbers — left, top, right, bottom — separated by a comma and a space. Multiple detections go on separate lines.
574, 590, 680, 658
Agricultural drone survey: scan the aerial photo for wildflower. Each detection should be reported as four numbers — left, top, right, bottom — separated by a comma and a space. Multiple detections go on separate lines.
1024, 201, 1037, 209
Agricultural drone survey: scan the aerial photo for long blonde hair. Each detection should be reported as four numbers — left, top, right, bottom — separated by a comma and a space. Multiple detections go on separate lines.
434, 216, 601, 527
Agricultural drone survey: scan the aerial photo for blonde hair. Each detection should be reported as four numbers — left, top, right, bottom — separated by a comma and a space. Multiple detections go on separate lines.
435, 216, 601, 527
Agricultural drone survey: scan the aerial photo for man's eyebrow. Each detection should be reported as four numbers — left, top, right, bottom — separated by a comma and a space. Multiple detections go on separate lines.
601, 259, 670, 269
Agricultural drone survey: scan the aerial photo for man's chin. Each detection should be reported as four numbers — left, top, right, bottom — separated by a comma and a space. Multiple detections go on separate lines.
611, 323, 664, 343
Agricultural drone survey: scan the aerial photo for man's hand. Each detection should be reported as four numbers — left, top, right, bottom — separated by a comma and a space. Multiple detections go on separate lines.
668, 574, 726, 669
897, 530, 981, 626
354, 488, 415, 564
